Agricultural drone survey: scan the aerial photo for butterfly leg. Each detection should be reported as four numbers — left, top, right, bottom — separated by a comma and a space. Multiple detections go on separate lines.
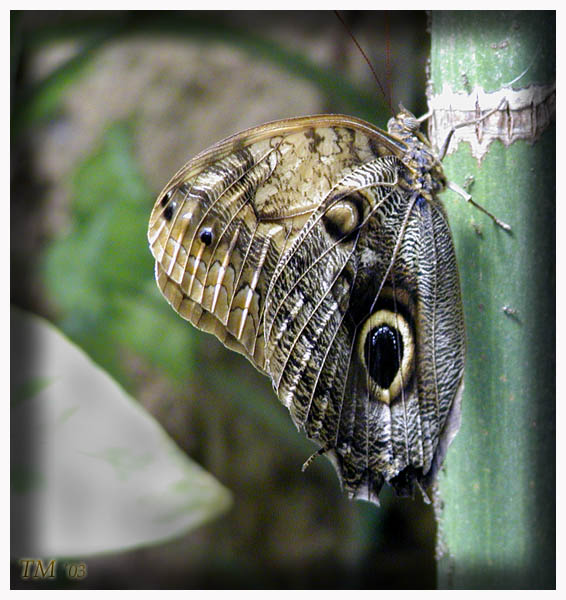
435, 97, 512, 232
446, 180, 511, 232
301, 442, 334, 472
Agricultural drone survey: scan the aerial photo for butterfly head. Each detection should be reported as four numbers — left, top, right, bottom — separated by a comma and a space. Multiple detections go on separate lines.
385, 107, 447, 199
387, 104, 421, 139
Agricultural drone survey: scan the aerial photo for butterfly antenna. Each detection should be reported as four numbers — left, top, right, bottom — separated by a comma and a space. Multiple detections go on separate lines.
334, 11, 394, 114
384, 11, 393, 112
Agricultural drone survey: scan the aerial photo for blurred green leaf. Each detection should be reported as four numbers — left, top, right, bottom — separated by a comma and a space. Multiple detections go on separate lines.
112, 283, 199, 384
41, 121, 196, 386
11, 307, 232, 558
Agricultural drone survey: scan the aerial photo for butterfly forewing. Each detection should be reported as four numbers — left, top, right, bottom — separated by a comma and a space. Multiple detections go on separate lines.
148, 115, 403, 367
148, 111, 465, 504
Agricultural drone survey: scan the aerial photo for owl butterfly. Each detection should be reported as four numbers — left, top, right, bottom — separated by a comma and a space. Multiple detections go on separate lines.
147, 94, 506, 505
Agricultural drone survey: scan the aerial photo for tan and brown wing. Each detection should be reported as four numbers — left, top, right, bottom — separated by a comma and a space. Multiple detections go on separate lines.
147, 113, 465, 502
148, 115, 403, 370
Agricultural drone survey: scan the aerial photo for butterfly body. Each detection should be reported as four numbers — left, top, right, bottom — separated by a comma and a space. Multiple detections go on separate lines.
148, 109, 465, 504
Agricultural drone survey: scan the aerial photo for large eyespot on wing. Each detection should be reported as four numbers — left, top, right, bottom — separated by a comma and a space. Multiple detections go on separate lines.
251, 154, 415, 504
293, 187, 465, 503
350, 194, 464, 501
147, 114, 406, 374
261, 154, 403, 406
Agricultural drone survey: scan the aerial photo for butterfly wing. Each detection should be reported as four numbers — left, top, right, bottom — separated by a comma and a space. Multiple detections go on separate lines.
148, 114, 465, 503
148, 114, 403, 368
323, 188, 466, 501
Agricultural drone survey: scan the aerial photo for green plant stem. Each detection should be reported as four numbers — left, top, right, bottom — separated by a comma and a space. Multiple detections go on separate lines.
430, 11, 555, 589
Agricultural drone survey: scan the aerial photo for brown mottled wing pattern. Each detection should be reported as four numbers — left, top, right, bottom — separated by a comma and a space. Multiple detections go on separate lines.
148, 113, 465, 504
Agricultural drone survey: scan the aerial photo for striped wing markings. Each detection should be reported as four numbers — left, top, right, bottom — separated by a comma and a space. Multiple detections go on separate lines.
264, 156, 401, 365
181, 145, 280, 308
267, 157, 401, 389
267, 159, 406, 480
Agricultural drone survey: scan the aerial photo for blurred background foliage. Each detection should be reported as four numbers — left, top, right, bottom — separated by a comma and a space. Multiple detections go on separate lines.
11, 10, 436, 588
